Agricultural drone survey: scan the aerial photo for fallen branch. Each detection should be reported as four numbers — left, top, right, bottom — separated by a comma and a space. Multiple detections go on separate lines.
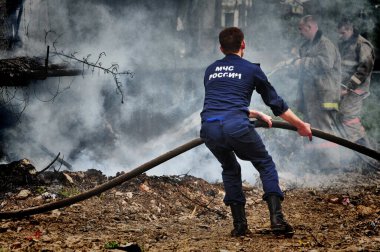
175, 185, 227, 219
38, 144, 72, 170
36, 152, 61, 176
307, 229, 325, 247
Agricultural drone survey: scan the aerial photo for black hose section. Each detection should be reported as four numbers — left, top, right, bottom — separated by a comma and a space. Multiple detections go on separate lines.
0, 138, 204, 219
1, 120, 378, 219
253, 120, 380, 161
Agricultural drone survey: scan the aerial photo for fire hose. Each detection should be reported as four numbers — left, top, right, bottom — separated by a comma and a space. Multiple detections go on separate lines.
0, 120, 379, 219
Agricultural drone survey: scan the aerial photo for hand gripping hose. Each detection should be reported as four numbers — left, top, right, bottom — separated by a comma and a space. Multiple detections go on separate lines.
253, 120, 379, 160
0, 120, 379, 219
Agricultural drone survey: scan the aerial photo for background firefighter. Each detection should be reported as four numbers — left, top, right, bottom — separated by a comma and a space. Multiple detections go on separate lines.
294, 15, 342, 171
200, 27, 312, 237
337, 18, 375, 147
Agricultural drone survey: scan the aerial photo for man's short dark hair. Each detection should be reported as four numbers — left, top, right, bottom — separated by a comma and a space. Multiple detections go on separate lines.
219, 27, 244, 54
338, 17, 354, 29
338, 17, 358, 35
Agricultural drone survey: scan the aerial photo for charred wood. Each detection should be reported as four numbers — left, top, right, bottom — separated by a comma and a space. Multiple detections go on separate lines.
38, 144, 72, 170
0, 159, 37, 192
0, 56, 82, 86
36, 152, 61, 176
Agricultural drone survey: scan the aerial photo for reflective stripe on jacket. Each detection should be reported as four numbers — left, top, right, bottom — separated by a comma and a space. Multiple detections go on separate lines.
299, 30, 341, 111
338, 34, 375, 95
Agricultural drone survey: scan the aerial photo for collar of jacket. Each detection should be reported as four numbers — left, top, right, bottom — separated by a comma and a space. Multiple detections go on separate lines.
311, 30, 323, 46
224, 54, 241, 59
340, 32, 359, 46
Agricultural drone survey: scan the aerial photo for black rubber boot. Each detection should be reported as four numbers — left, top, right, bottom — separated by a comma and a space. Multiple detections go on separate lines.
266, 195, 294, 237
230, 204, 250, 237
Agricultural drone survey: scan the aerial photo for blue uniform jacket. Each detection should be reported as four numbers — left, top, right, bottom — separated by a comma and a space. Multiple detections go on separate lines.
201, 54, 289, 121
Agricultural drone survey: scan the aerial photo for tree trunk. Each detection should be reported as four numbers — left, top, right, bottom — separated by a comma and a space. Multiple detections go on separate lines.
0, 0, 10, 51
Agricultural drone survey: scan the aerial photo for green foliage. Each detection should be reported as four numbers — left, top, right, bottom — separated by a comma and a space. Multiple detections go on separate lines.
58, 187, 80, 198
35, 186, 46, 194
104, 241, 119, 249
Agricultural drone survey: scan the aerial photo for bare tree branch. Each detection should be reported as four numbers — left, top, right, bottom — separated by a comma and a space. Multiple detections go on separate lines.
51, 45, 134, 104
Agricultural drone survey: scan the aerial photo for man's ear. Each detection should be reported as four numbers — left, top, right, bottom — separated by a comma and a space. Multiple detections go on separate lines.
220, 46, 225, 54
241, 40, 246, 50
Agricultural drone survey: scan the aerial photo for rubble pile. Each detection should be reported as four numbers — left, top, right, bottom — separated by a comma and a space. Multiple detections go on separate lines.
0, 159, 379, 251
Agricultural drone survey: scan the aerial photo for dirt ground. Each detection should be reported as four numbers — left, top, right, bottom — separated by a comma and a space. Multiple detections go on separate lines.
0, 162, 380, 252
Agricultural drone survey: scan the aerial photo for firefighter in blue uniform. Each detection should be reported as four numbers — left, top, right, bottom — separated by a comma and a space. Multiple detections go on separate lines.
200, 27, 312, 237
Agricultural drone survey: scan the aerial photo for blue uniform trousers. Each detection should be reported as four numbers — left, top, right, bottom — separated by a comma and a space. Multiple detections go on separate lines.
200, 116, 283, 205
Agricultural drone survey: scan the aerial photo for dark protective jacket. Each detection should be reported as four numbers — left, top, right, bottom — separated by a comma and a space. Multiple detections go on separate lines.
338, 33, 375, 95
298, 30, 341, 111
201, 54, 288, 120
200, 54, 288, 204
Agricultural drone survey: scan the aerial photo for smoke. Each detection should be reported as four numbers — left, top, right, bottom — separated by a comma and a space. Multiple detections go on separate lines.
2, 0, 379, 187
250, 0, 380, 180
4, 0, 210, 178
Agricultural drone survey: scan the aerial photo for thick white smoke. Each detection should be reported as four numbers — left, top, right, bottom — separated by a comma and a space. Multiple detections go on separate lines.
2, 0, 379, 186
